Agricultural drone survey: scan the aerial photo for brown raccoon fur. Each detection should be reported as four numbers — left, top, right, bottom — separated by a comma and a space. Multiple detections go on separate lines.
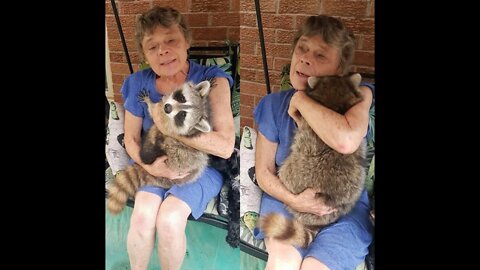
107, 81, 212, 215
258, 73, 366, 247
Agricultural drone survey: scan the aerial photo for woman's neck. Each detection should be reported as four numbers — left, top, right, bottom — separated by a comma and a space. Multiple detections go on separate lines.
156, 60, 190, 94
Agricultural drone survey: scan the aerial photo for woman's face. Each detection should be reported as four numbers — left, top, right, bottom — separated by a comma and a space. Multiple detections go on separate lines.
289, 35, 342, 90
142, 24, 190, 77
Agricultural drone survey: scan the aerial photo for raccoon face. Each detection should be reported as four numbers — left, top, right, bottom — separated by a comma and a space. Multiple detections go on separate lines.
160, 80, 212, 136
306, 73, 363, 114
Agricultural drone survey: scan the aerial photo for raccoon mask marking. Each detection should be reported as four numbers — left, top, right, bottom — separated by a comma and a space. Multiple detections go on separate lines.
154, 80, 212, 136
259, 73, 367, 247
107, 80, 212, 215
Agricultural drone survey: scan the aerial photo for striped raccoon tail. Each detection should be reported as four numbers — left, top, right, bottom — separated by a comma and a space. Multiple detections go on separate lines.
107, 164, 144, 215
258, 213, 317, 248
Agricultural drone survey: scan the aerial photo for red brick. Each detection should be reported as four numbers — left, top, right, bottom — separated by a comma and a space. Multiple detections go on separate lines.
186, 13, 209, 27
263, 43, 292, 58
240, 54, 273, 70
107, 26, 120, 40
191, 0, 225, 12
240, 41, 256, 55
110, 63, 131, 74
240, 93, 255, 107
228, 28, 240, 42
240, 27, 274, 43
240, 12, 257, 27
241, 81, 270, 95
240, 116, 254, 129
112, 74, 127, 85
107, 39, 137, 54
369, 1, 375, 17
362, 35, 374, 51
353, 51, 374, 67
191, 27, 228, 41
240, 105, 254, 118
240, 0, 276, 13
113, 83, 123, 95
262, 14, 295, 30
106, 2, 113, 15
151, 0, 188, 12
231, 0, 240, 12
268, 70, 282, 86
342, 18, 374, 36
240, 68, 256, 82
108, 26, 135, 42
279, 0, 320, 14
106, 15, 137, 30
276, 30, 297, 44
273, 58, 291, 72
119, 2, 151, 15
211, 13, 240, 27
323, 0, 369, 18
110, 52, 126, 62
113, 93, 124, 104
295, 15, 310, 29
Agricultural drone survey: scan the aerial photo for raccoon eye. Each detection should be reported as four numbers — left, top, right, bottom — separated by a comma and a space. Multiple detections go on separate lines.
174, 111, 187, 127
173, 91, 186, 103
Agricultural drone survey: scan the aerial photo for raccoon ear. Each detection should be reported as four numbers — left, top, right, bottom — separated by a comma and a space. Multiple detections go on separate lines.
196, 81, 211, 97
307, 77, 319, 88
194, 118, 212, 133
349, 73, 362, 88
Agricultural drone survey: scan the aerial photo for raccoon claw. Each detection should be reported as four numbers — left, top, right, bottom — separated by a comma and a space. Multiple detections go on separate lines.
137, 89, 150, 103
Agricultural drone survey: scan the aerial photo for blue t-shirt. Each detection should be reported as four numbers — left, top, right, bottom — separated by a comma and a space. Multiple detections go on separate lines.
254, 83, 375, 167
121, 59, 233, 132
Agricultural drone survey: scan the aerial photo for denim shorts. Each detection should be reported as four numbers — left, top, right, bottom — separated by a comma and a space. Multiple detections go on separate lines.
254, 190, 373, 270
138, 166, 223, 219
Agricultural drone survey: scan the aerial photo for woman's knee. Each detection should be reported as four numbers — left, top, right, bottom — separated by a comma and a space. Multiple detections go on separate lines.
156, 196, 191, 236
265, 238, 302, 269
129, 192, 162, 233
300, 257, 330, 270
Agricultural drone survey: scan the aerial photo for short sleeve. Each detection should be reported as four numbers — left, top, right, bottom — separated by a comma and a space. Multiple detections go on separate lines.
360, 82, 375, 109
204, 66, 233, 88
120, 75, 145, 118
253, 95, 279, 143
360, 82, 375, 142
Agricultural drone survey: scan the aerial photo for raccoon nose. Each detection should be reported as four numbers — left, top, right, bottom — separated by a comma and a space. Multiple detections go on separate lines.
164, 103, 172, 114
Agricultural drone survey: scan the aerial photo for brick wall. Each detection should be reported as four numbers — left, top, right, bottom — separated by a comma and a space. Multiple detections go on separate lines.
239, 0, 375, 129
106, 0, 240, 103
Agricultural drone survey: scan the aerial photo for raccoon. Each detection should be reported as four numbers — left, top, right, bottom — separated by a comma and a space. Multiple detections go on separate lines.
258, 73, 366, 247
107, 80, 212, 215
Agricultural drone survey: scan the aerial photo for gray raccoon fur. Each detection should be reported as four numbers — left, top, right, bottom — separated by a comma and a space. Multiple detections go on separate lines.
107, 81, 212, 215
259, 74, 366, 247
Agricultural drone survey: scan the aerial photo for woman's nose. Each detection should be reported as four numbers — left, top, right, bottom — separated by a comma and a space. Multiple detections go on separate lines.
158, 46, 168, 56
300, 56, 311, 66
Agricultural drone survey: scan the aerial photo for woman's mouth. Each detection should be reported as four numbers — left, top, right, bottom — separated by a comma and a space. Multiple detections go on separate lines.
160, 58, 177, 66
296, 71, 309, 78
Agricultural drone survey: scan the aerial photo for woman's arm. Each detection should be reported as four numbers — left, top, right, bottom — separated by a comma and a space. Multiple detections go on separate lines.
255, 132, 336, 216
124, 111, 188, 179
288, 86, 373, 154
153, 77, 235, 159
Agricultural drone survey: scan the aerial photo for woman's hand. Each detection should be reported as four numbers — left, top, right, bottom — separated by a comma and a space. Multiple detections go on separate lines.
288, 187, 337, 216
288, 91, 306, 124
142, 155, 190, 179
